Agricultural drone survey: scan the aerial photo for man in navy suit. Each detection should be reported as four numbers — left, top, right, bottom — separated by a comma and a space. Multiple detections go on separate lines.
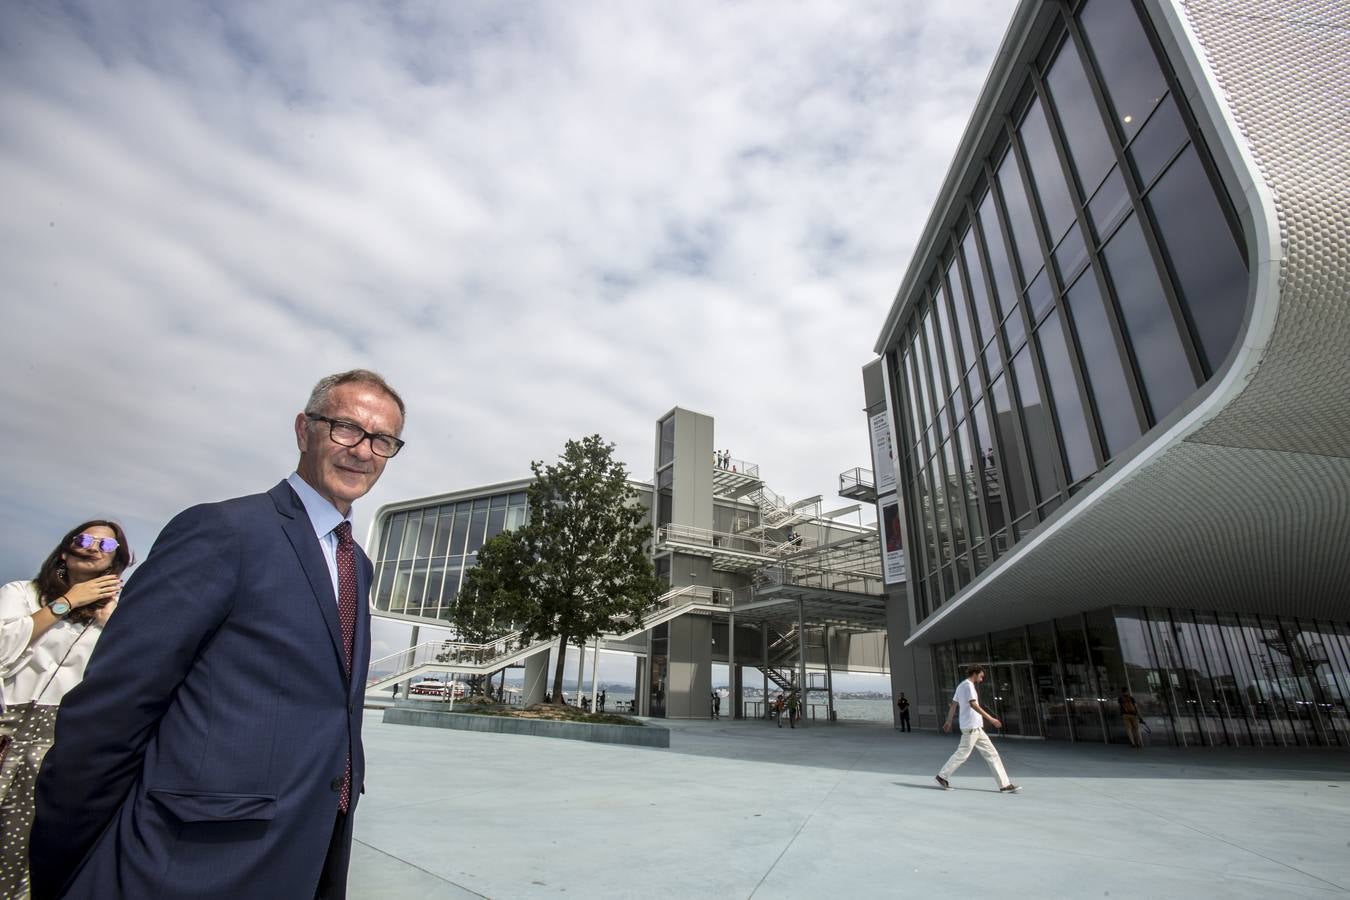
30, 369, 406, 899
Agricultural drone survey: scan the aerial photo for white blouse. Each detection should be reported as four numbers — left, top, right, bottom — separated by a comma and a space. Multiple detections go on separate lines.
0, 579, 105, 706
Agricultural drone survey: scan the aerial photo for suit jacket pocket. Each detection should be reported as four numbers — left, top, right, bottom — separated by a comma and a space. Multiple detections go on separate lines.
147, 789, 278, 823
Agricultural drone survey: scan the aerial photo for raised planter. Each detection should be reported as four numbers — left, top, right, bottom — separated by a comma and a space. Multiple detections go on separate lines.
383, 706, 670, 748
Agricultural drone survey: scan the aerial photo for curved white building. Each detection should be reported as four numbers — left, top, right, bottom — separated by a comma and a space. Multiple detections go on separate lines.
870, 0, 1350, 746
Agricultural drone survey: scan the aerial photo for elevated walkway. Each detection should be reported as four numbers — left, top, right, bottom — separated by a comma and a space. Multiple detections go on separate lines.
366, 584, 736, 693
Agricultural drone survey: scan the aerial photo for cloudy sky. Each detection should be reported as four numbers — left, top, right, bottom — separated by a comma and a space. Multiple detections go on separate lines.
1, 1, 1018, 675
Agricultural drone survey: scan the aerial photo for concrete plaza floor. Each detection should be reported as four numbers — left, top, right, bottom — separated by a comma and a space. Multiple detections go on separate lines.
349, 710, 1350, 899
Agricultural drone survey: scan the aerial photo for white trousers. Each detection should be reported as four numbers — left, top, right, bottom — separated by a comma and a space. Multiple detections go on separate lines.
939, 727, 1010, 788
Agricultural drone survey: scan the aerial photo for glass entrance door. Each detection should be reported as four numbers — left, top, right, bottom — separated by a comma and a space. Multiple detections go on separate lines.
991, 663, 1042, 738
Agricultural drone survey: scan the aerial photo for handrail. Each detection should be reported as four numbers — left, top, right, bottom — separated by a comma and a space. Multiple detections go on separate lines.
838, 468, 875, 493
713, 455, 759, 478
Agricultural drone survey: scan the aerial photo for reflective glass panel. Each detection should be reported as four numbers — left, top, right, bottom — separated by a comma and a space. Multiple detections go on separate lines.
1115, 607, 1176, 745
1087, 166, 1130, 242
1053, 223, 1089, 288
1025, 268, 1054, 323
962, 222, 998, 343
978, 190, 1019, 316
1078, 0, 1168, 144
1018, 97, 1077, 244
990, 376, 1033, 519
1012, 347, 1061, 502
1100, 214, 1196, 422
399, 509, 422, 559
1145, 146, 1249, 376
1036, 311, 1097, 482
946, 256, 978, 370
431, 506, 454, 557
1056, 616, 1104, 742
1063, 273, 1140, 458
934, 286, 962, 393
970, 397, 1010, 553
996, 151, 1044, 283
1044, 35, 1115, 195
1128, 93, 1187, 188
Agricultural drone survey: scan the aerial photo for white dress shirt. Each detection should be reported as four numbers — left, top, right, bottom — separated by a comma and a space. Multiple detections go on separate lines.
286, 471, 355, 603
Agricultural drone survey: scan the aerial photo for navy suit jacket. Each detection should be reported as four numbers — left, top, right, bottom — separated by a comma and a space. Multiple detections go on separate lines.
30, 481, 372, 899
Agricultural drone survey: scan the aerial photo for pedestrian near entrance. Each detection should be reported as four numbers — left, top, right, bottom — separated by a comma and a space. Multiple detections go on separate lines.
1119, 687, 1143, 749
935, 666, 1020, 793
711, 691, 720, 719
896, 693, 911, 732
786, 694, 800, 728
773, 692, 785, 727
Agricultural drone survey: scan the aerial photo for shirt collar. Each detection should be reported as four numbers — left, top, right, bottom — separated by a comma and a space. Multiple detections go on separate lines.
286, 471, 352, 540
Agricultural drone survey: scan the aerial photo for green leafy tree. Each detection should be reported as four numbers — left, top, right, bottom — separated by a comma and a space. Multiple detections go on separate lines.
449, 532, 532, 695
455, 434, 661, 704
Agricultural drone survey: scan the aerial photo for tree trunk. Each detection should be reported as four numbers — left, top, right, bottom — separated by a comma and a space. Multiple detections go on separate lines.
550, 633, 570, 704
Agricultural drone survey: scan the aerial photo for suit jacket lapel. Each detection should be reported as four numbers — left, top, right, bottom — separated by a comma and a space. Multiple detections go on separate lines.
269, 481, 348, 681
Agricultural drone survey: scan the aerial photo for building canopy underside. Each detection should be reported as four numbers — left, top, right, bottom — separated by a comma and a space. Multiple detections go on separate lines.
911, 441, 1350, 645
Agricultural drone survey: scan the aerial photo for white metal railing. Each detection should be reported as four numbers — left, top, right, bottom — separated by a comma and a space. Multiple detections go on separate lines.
713, 455, 759, 478
369, 583, 744, 688
838, 468, 875, 494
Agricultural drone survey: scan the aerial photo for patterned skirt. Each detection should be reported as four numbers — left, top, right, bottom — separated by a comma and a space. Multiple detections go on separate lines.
0, 703, 60, 899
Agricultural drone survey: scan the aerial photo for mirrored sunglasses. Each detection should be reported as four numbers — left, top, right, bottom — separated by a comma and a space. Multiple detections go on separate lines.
72, 533, 119, 553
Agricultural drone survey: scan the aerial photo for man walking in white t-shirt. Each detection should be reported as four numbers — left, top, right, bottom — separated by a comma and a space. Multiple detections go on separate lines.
935, 665, 1020, 793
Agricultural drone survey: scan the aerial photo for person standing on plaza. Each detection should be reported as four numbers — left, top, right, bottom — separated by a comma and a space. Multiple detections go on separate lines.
31, 369, 406, 900
0, 521, 131, 898
786, 693, 800, 728
773, 692, 785, 727
935, 666, 1020, 793
896, 692, 911, 732
1118, 687, 1143, 749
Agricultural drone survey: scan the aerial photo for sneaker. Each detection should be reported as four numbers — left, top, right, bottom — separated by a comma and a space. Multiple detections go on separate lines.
935, 775, 950, 790
999, 784, 1021, 793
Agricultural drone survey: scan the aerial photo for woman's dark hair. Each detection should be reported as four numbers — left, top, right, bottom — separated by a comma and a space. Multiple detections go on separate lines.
34, 520, 134, 624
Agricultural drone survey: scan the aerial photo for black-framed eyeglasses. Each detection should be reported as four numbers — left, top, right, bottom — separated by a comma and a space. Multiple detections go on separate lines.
71, 533, 119, 553
306, 414, 405, 458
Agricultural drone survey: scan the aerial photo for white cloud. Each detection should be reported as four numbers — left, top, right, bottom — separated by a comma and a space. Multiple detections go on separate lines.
1, 0, 1018, 586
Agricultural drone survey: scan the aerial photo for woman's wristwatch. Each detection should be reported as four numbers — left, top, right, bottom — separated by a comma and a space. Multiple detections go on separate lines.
49, 597, 72, 617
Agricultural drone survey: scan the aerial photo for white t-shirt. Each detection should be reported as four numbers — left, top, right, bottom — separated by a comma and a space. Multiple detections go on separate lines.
954, 678, 983, 730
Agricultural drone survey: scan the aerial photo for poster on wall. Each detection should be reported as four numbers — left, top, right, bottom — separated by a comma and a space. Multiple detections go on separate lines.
870, 412, 898, 495
879, 495, 907, 584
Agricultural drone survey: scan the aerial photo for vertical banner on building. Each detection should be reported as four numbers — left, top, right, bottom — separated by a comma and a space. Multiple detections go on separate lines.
870, 412, 898, 496
878, 494, 906, 584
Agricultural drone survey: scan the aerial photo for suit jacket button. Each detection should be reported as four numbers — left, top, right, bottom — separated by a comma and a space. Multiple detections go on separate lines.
330, 777, 342, 791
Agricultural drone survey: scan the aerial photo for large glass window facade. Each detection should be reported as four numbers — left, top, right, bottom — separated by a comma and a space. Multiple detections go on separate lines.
934, 609, 1350, 748
372, 490, 530, 622
890, 0, 1248, 621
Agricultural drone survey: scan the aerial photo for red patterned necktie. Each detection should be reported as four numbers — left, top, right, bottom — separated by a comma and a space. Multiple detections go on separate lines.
334, 520, 357, 813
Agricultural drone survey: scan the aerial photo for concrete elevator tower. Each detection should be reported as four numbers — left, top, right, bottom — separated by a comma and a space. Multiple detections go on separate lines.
647, 407, 716, 718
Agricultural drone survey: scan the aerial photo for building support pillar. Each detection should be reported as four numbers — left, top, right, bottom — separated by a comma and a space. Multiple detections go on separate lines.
824, 624, 835, 723
797, 598, 808, 726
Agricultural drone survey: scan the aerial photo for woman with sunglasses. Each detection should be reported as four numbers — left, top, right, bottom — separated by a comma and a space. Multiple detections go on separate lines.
0, 520, 131, 897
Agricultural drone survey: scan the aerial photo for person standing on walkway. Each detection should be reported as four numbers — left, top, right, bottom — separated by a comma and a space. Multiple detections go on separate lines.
32, 369, 405, 900
773, 692, 785, 727
896, 693, 911, 732
935, 666, 1020, 793
786, 693, 800, 729
1118, 687, 1143, 749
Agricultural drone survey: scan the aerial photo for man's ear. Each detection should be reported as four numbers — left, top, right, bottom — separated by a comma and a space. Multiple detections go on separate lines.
295, 413, 310, 451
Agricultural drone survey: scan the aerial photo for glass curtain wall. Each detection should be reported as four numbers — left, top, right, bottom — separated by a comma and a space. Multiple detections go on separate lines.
935, 608, 1350, 747
891, 0, 1249, 624
372, 491, 529, 622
